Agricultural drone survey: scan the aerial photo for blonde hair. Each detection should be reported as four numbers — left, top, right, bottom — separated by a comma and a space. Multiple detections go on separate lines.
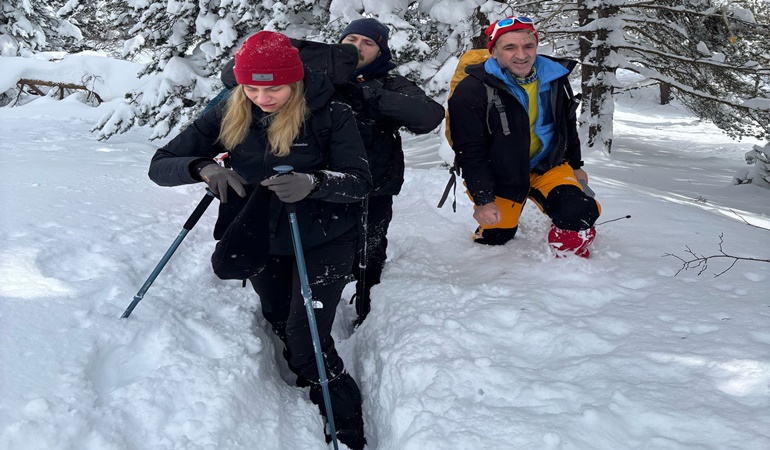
218, 81, 308, 157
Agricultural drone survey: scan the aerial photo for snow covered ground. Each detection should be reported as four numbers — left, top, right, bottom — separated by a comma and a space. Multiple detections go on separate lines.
1, 63, 769, 449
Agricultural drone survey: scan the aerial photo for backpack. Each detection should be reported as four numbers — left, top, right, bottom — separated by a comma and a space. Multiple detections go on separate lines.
438, 49, 510, 211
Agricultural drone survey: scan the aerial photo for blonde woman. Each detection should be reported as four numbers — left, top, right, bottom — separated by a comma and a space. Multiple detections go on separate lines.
149, 31, 371, 449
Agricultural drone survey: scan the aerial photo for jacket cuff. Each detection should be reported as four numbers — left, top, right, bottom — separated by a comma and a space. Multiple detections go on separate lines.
190, 159, 217, 180
307, 171, 327, 198
472, 190, 496, 206
570, 160, 585, 170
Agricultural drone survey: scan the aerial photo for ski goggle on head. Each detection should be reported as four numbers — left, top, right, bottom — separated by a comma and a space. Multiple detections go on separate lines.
487, 16, 537, 43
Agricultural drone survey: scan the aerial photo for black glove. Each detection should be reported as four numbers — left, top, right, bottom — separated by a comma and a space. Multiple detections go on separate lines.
260, 172, 320, 203
198, 163, 247, 203
338, 79, 383, 103
337, 81, 365, 102
358, 79, 384, 102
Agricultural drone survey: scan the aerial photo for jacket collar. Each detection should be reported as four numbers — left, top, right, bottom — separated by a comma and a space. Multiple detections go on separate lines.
466, 54, 576, 88
356, 51, 396, 79
484, 55, 570, 86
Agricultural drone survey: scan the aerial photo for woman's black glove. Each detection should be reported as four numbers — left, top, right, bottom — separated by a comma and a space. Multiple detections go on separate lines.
198, 162, 247, 203
260, 172, 320, 203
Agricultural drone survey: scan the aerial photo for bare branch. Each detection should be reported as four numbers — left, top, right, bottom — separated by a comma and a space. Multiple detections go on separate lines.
729, 209, 770, 231
665, 234, 770, 277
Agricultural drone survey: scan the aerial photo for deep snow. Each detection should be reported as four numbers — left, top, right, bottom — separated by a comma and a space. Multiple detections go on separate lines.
1, 55, 769, 450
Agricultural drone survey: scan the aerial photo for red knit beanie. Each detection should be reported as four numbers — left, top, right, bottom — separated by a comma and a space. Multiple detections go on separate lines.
233, 31, 304, 86
485, 16, 538, 51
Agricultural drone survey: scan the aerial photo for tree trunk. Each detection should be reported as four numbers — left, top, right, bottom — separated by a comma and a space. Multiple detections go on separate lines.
578, 0, 594, 118
660, 82, 672, 105
580, 1, 618, 155
470, 8, 489, 50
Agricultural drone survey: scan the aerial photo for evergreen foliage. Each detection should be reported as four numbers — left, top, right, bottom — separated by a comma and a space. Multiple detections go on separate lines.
2, 0, 768, 159
91, 0, 334, 140
505, 0, 770, 152
0, 0, 83, 56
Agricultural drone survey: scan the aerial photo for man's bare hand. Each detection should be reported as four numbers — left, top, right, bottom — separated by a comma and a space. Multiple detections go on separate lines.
574, 168, 588, 183
473, 202, 502, 226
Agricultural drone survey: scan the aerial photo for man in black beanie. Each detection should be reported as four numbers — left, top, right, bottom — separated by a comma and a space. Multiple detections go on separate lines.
338, 18, 445, 326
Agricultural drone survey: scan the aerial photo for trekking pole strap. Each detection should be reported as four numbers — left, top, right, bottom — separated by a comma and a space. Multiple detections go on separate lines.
437, 164, 459, 212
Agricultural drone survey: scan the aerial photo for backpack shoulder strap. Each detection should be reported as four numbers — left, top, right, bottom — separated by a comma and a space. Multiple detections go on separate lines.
439, 82, 507, 211
486, 85, 510, 136
311, 102, 338, 164
562, 82, 582, 119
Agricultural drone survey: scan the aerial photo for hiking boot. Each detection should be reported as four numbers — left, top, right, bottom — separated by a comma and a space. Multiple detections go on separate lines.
336, 414, 366, 450
351, 290, 371, 326
472, 226, 517, 246
323, 417, 366, 450
548, 225, 596, 258
310, 373, 366, 448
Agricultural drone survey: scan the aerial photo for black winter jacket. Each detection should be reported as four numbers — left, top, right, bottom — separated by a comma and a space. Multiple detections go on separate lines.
335, 74, 445, 196
448, 55, 582, 206
149, 69, 372, 255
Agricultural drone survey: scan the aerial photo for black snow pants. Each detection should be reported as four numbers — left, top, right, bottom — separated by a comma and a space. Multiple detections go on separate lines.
249, 228, 365, 448
352, 194, 393, 319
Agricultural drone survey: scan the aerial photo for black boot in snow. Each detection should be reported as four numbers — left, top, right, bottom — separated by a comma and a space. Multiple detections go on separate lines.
352, 284, 372, 326
310, 373, 366, 449
335, 414, 366, 450
350, 293, 370, 328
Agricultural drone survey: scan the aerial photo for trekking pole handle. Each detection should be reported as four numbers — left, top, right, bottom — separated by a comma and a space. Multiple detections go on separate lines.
273, 165, 298, 214
274, 165, 294, 174
183, 188, 217, 230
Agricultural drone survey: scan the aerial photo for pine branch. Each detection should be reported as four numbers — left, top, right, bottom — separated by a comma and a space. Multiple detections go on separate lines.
593, 41, 762, 74
619, 3, 718, 18
610, 63, 769, 113
628, 2, 770, 29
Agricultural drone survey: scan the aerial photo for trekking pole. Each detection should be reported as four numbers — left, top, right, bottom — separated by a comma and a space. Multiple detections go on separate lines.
120, 189, 217, 319
274, 165, 339, 450
355, 196, 369, 323
596, 215, 632, 226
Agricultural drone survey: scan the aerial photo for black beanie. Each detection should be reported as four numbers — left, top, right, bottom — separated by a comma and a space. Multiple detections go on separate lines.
340, 18, 391, 56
